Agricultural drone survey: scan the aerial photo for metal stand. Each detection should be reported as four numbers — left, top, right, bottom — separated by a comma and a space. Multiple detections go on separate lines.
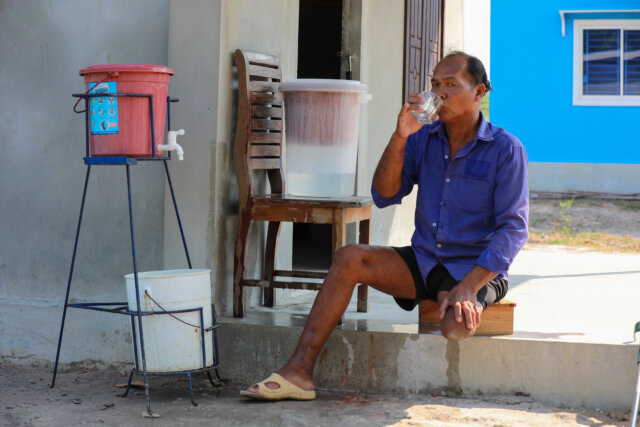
51, 94, 223, 416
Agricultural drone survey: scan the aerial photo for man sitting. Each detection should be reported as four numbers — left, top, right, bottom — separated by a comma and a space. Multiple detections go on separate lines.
241, 51, 529, 401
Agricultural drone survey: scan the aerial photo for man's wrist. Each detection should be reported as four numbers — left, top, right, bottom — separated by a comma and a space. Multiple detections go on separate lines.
454, 281, 478, 295
392, 130, 408, 141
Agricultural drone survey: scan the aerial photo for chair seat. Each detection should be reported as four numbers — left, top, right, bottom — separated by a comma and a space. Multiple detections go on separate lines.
251, 196, 372, 224
254, 194, 372, 208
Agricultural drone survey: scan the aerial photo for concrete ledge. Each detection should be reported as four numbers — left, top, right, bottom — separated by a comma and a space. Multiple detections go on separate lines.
0, 301, 132, 366
218, 318, 638, 411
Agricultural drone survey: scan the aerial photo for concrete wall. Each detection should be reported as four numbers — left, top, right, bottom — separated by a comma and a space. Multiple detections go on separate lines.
491, 0, 640, 192
0, 1, 169, 364
462, 0, 490, 76
443, 0, 465, 56
164, 0, 300, 316
359, 0, 413, 247
443, 0, 490, 74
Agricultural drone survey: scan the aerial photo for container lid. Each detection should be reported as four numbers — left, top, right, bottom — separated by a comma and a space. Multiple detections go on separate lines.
279, 79, 368, 93
79, 64, 175, 76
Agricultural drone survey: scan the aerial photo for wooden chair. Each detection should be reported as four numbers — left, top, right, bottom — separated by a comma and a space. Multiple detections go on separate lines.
233, 49, 373, 318
418, 299, 516, 336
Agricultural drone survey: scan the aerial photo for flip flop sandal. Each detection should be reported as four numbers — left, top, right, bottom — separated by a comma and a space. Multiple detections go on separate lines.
240, 373, 316, 401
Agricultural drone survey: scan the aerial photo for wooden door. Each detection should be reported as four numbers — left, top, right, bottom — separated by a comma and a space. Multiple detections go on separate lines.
404, 0, 443, 102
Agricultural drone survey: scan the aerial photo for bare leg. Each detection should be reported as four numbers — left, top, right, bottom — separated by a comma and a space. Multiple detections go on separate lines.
245, 244, 417, 393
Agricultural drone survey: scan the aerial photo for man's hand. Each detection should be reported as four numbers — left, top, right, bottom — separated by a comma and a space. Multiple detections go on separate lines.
395, 93, 438, 139
439, 283, 483, 332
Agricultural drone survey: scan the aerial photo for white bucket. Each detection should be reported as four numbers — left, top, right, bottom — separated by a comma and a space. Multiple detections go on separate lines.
125, 269, 213, 372
279, 79, 371, 197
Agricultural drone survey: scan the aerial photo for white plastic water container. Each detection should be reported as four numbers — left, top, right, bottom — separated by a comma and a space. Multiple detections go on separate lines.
279, 79, 371, 197
125, 269, 213, 372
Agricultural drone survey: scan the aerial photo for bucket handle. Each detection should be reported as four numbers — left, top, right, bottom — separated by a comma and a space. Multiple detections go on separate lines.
73, 71, 114, 113
143, 289, 216, 331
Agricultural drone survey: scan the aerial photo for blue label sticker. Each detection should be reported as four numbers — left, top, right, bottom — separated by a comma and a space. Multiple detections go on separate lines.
89, 81, 119, 135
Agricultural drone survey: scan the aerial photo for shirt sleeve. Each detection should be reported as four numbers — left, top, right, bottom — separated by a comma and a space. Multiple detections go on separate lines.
474, 141, 529, 276
371, 133, 420, 208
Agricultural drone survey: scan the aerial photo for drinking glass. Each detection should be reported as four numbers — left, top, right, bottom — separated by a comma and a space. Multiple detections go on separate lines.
411, 91, 443, 125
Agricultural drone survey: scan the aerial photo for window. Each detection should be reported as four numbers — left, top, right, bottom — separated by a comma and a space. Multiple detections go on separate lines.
573, 19, 640, 105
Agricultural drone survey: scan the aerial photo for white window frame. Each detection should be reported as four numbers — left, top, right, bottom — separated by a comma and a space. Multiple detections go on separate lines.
573, 19, 640, 106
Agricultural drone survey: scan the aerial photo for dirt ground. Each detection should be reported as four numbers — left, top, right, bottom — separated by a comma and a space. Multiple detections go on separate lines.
528, 198, 640, 238
0, 361, 630, 427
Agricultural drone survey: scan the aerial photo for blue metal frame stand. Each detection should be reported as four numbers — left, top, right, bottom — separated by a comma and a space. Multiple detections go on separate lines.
50, 94, 224, 416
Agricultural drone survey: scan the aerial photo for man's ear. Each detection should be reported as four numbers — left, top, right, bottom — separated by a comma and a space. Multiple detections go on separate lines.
475, 84, 486, 100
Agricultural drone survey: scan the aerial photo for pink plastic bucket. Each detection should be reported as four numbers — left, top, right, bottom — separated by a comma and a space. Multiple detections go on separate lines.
79, 64, 175, 157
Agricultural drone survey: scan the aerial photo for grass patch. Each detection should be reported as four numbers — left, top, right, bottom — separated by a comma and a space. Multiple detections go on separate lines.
527, 231, 640, 253
480, 92, 490, 121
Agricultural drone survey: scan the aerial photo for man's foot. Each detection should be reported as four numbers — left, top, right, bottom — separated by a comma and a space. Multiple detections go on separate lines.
245, 367, 313, 394
240, 372, 315, 401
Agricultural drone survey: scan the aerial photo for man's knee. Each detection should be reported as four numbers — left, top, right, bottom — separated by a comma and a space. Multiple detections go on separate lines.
440, 315, 473, 341
331, 244, 373, 277
333, 244, 364, 266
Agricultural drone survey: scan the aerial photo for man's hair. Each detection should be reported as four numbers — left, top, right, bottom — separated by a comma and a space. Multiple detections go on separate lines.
443, 51, 492, 93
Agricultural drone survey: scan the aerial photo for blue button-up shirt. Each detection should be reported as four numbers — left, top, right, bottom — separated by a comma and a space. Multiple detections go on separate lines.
372, 114, 529, 282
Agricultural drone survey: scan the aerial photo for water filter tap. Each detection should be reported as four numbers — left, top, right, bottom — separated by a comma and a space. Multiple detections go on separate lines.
158, 129, 185, 160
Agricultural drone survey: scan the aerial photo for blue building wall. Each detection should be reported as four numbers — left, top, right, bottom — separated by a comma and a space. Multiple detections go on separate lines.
490, 0, 640, 165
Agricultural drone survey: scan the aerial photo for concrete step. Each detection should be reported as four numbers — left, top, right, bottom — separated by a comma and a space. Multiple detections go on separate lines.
218, 312, 637, 411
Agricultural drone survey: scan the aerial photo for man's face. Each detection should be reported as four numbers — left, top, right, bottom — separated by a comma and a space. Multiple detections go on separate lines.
430, 56, 484, 123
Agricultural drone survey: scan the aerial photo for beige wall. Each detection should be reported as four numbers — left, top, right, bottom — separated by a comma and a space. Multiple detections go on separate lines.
359, 0, 412, 246
166, 0, 299, 315
443, 0, 464, 55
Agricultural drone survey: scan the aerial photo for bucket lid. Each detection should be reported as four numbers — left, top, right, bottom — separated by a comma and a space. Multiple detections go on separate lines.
279, 79, 368, 93
79, 64, 175, 76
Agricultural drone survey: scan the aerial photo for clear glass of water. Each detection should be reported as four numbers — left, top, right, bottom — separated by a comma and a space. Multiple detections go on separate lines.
411, 91, 443, 125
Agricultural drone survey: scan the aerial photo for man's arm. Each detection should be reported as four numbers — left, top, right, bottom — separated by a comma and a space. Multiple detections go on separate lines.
372, 97, 427, 198
372, 131, 408, 197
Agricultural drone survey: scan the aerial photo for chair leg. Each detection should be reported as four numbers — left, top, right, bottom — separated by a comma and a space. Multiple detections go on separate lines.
263, 221, 281, 307
233, 214, 252, 318
357, 218, 371, 313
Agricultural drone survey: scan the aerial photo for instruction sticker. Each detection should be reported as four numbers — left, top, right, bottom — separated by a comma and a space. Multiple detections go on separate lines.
89, 81, 119, 135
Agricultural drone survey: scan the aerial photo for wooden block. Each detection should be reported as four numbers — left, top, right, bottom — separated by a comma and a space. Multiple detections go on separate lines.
418, 299, 516, 336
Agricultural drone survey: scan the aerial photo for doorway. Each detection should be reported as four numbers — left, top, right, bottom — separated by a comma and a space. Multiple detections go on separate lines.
292, 0, 361, 270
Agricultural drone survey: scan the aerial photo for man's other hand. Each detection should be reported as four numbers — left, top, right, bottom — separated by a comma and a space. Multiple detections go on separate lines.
438, 284, 483, 332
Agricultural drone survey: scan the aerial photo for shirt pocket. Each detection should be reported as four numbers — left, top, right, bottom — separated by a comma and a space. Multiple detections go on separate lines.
464, 159, 491, 179
452, 175, 493, 214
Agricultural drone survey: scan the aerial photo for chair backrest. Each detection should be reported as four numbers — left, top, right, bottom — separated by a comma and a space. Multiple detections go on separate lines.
233, 49, 284, 197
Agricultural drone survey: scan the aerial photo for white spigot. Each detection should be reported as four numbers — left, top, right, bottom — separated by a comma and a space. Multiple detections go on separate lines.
158, 129, 185, 160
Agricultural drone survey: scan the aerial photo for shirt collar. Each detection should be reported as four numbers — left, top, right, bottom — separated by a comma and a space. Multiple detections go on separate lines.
476, 112, 494, 142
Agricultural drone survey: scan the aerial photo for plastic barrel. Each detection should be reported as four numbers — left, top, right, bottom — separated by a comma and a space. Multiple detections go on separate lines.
279, 79, 371, 197
79, 64, 174, 157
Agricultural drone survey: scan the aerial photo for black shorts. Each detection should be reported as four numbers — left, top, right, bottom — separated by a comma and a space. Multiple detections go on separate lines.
392, 246, 508, 311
